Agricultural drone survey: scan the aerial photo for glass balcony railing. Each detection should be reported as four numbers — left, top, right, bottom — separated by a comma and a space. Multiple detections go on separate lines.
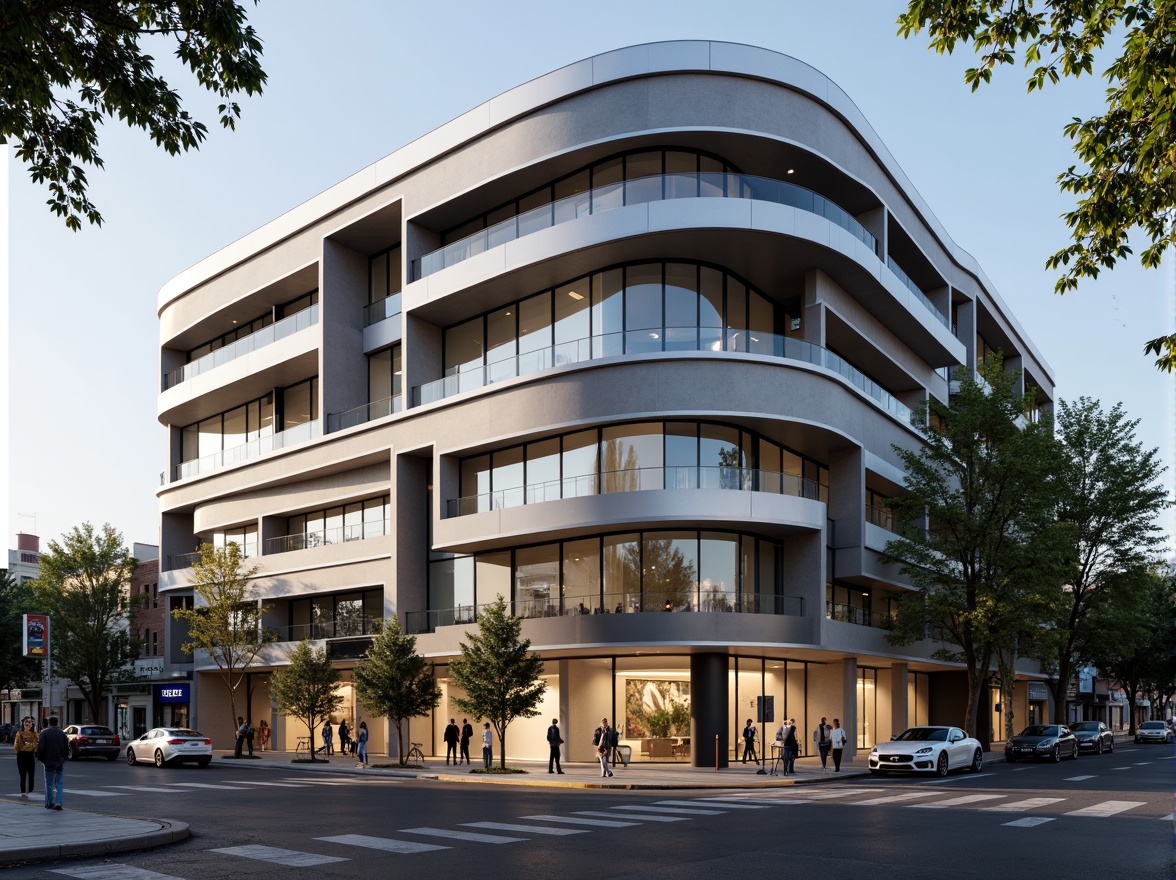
412, 172, 878, 280
264, 520, 390, 555
416, 329, 919, 426
363, 293, 402, 327
447, 465, 822, 518
163, 305, 319, 390
885, 258, 948, 328
865, 504, 898, 533
164, 551, 202, 572
826, 601, 893, 629
404, 593, 805, 634
270, 619, 382, 642
327, 395, 402, 433
168, 419, 320, 483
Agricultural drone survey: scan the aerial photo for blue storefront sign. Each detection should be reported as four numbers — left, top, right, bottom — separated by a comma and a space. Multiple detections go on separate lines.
158, 684, 190, 703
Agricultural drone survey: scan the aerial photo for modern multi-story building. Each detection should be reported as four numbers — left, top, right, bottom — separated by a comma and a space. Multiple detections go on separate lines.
157, 42, 1055, 763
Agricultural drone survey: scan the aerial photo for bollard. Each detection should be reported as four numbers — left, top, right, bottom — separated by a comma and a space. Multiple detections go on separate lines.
715, 733, 719, 771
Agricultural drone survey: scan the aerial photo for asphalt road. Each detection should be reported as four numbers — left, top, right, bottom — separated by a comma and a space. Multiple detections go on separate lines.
3, 743, 1171, 879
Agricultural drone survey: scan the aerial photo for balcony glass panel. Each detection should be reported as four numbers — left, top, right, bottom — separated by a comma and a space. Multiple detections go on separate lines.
172, 419, 319, 482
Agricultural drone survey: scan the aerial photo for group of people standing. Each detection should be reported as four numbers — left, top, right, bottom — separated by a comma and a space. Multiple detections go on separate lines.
741, 716, 849, 773
321, 719, 369, 767
442, 718, 475, 765
11, 715, 69, 810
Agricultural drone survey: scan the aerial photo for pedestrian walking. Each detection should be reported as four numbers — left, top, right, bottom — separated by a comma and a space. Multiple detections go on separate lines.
593, 717, 614, 777
481, 722, 493, 769
813, 717, 831, 771
443, 718, 460, 765
258, 719, 270, 752
319, 720, 333, 757
546, 718, 565, 774
460, 718, 473, 765
742, 717, 758, 764
355, 721, 368, 768
782, 718, 798, 774
338, 719, 350, 755
13, 716, 38, 799
34, 715, 68, 810
830, 718, 848, 771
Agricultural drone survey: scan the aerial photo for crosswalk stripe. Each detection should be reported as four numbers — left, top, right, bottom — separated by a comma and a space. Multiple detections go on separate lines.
279, 778, 352, 785
792, 788, 875, 799
610, 804, 726, 815
105, 786, 190, 793
1003, 817, 1055, 827
1063, 776, 1096, 781
50, 866, 186, 879
574, 810, 687, 823
909, 794, 1007, 808
463, 822, 586, 835
1160, 813, 1174, 821
61, 789, 125, 797
850, 792, 948, 806
316, 834, 448, 853
523, 814, 640, 828
210, 844, 348, 866
400, 827, 524, 844
922, 772, 996, 784
170, 782, 251, 790
984, 798, 1065, 812
222, 780, 312, 787
1063, 800, 1146, 818
666, 798, 768, 809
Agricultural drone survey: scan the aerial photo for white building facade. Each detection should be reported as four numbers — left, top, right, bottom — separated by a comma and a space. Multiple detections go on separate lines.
157, 42, 1055, 762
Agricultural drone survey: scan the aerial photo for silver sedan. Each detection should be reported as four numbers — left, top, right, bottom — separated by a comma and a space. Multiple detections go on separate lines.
127, 727, 212, 768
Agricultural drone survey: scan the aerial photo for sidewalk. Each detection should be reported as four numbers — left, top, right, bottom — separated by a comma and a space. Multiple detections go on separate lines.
0, 750, 861, 866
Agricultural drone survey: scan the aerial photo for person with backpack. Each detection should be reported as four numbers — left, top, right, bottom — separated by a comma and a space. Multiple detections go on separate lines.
830, 718, 849, 771
355, 721, 369, 768
593, 717, 614, 778
546, 718, 565, 774
813, 717, 831, 771
782, 718, 799, 775
742, 718, 758, 764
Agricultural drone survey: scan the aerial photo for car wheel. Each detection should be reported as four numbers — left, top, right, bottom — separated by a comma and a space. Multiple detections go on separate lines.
127, 747, 137, 766
1108, 738, 1114, 753
935, 752, 949, 777
154, 749, 167, 768
1095, 740, 1103, 754
69, 744, 78, 761
1051, 744, 1061, 763
1070, 743, 1080, 760
197, 757, 211, 768
969, 749, 983, 773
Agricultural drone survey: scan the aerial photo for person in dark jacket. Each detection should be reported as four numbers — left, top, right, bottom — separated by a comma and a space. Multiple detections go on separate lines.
34, 715, 68, 810
782, 718, 799, 775
460, 718, 473, 765
546, 718, 565, 774
443, 719, 460, 765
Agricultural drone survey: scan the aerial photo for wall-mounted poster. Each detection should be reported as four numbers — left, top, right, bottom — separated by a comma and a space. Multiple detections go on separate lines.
624, 679, 691, 738
22, 614, 48, 657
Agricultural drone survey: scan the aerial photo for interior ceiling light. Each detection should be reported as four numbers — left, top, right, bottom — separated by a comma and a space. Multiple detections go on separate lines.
786, 168, 795, 175
649, 332, 660, 339
567, 290, 584, 300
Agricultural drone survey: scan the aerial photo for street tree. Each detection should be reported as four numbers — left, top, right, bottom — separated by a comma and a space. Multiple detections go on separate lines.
171, 542, 271, 736
897, 1, 1176, 371
1088, 564, 1175, 732
0, 570, 41, 693
1038, 397, 1169, 721
450, 595, 546, 769
270, 640, 342, 762
883, 357, 1067, 738
353, 617, 441, 765
2, 0, 266, 230
31, 523, 139, 722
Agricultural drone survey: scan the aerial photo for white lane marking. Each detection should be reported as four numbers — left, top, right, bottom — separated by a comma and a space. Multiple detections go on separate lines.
794, 788, 876, 799
105, 785, 190, 793
61, 789, 125, 797
984, 798, 1065, 812
316, 834, 448, 853
463, 822, 586, 835
663, 798, 768, 809
523, 814, 639, 828
615, 804, 726, 815
574, 810, 686, 823
1003, 817, 1055, 827
851, 792, 949, 806
922, 772, 997, 784
1160, 813, 1175, 821
1063, 800, 1146, 818
1063, 776, 1097, 781
1133, 762, 1153, 766
210, 844, 348, 866
279, 778, 352, 785
50, 867, 186, 880
400, 827, 524, 844
223, 780, 312, 787
1111, 766, 1133, 770
909, 794, 1007, 808
170, 782, 251, 790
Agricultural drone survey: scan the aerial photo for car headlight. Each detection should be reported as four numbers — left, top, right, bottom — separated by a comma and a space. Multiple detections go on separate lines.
915, 746, 933, 754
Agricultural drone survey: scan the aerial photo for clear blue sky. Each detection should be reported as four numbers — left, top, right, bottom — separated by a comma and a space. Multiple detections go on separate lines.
3, 0, 1173, 554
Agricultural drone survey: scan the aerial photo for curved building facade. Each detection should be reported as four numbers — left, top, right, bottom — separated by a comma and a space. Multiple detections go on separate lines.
157, 42, 1055, 763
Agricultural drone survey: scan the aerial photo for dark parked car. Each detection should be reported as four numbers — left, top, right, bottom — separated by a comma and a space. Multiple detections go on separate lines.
64, 724, 121, 761
1070, 720, 1115, 754
1135, 720, 1173, 744
1004, 724, 1079, 762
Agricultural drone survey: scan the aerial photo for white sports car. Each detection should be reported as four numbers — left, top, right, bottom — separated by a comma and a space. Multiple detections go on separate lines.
869, 725, 983, 777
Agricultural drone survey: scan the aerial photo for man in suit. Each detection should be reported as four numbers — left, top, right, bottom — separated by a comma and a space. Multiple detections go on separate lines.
742, 718, 758, 764
813, 717, 831, 770
460, 718, 474, 765
546, 718, 565, 773
443, 718, 460, 765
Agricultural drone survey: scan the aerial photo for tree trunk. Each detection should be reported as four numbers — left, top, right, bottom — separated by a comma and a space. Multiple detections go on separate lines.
1050, 656, 1072, 724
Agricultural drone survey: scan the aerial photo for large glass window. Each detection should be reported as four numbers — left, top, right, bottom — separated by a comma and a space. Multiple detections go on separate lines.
279, 495, 388, 549
602, 423, 663, 492
563, 538, 600, 611
281, 378, 318, 429
368, 344, 402, 408
181, 392, 274, 464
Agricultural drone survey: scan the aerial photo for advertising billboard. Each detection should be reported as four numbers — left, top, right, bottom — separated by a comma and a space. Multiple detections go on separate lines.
22, 614, 48, 657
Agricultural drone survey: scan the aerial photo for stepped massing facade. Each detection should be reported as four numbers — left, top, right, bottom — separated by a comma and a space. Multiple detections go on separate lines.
157, 42, 1055, 763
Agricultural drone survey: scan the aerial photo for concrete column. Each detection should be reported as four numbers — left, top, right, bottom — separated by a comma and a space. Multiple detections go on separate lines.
842, 656, 858, 759
890, 662, 908, 740
690, 653, 729, 768
557, 658, 570, 763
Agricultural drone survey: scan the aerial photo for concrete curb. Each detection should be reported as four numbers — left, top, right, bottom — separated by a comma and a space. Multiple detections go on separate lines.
0, 818, 189, 868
